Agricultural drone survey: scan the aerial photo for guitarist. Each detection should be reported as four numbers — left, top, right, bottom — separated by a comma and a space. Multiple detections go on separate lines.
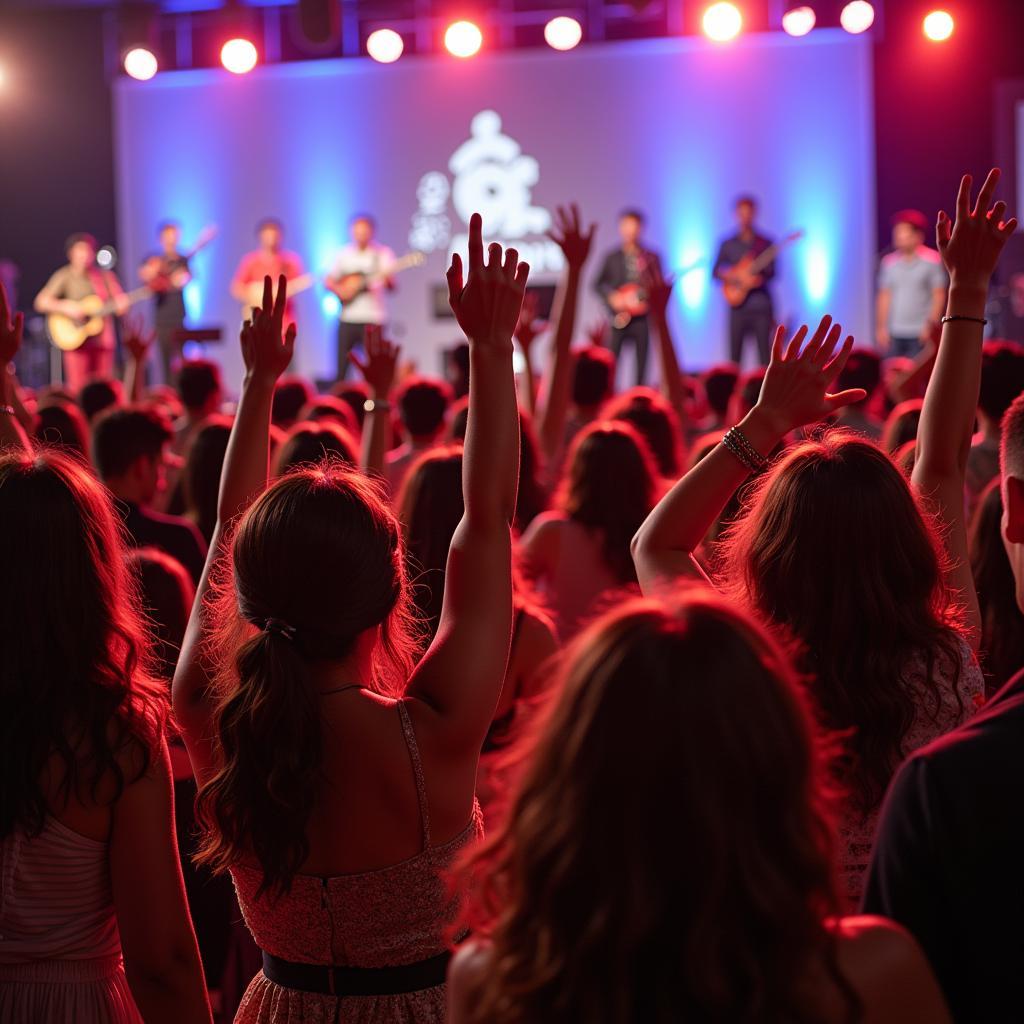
325, 214, 395, 381
713, 195, 776, 366
139, 221, 191, 385
593, 209, 662, 386
230, 218, 305, 329
34, 233, 128, 393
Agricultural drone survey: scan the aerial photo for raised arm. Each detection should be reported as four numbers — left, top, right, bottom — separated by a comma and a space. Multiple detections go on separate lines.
0, 281, 29, 452
632, 316, 863, 592
122, 316, 155, 404
405, 212, 527, 749
643, 262, 689, 430
513, 291, 544, 416
171, 275, 295, 775
912, 169, 1017, 649
350, 324, 399, 479
536, 204, 595, 462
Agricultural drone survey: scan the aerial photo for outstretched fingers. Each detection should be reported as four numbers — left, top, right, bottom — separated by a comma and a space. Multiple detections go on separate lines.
447, 253, 464, 311
973, 168, 1000, 218
955, 174, 972, 224
467, 212, 484, 272
783, 324, 809, 361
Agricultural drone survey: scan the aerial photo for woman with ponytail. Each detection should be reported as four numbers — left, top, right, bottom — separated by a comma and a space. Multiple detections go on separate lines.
172, 210, 530, 1023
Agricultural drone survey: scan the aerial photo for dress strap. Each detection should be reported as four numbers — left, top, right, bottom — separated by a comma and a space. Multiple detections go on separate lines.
396, 701, 431, 849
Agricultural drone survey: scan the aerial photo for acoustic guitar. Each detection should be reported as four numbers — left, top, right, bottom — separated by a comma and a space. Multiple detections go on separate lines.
331, 251, 425, 304
720, 230, 804, 308
47, 287, 153, 352
240, 273, 315, 319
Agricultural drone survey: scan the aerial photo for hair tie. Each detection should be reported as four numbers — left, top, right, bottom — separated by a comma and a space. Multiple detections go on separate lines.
263, 618, 297, 642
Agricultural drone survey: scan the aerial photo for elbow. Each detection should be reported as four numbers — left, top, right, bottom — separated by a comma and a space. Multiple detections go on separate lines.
630, 525, 648, 565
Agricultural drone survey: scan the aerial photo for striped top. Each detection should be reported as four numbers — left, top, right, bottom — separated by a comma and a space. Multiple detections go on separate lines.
0, 816, 121, 964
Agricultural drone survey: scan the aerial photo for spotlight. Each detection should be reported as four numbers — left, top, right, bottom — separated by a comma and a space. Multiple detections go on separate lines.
444, 20, 483, 58
840, 1, 875, 34
782, 6, 816, 36
96, 246, 117, 270
123, 47, 158, 81
366, 28, 404, 63
221, 37, 258, 75
702, 3, 743, 43
923, 9, 954, 41
544, 16, 583, 51
0, 65, 6, 90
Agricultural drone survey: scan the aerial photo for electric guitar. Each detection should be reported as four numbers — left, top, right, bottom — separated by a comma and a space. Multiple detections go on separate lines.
47, 287, 153, 352
720, 230, 804, 308
331, 251, 425, 304
609, 258, 706, 328
240, 273, 315, 319
142, 224, 219, 293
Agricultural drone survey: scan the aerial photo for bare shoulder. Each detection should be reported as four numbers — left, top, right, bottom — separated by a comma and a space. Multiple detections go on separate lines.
447, 941, 493, 1024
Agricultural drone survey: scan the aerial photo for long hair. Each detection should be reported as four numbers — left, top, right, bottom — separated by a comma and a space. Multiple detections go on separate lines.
720, 430, 965, 813
183, 415, 232, 543
455, 593, 855, 1024
0, 449, 165, 839
194, 462, 422, 895
605, 386, 684, 479
557, 421, 658, 583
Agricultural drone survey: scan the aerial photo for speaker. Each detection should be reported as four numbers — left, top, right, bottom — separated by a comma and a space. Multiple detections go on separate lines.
297, 0, 340, 45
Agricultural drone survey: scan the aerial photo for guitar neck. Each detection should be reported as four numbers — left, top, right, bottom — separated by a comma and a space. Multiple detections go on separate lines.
96, 286, 151, 317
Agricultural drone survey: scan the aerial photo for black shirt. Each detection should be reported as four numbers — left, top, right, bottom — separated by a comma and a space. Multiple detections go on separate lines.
862, 670, 1024, 1023
143, 251, 190, 327
117, 499, 207, 585
713, 232, 776, 311
593, 247, 663, 313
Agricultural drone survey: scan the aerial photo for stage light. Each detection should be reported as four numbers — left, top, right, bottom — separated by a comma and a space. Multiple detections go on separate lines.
0, 65, 6, 91
444, 20, 483, 58
702, 3, 743, 43
782, 6, 816, 36
840, 1, 874, 34
221, 37, 258, 75
923, 10, 954, 41
544, 16, 583, 51
123, 47, 158, 81
366, 28, 404, 63
96, 246, 117, 270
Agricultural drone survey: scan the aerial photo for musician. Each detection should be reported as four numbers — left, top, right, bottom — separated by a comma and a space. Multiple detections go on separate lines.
34, 233, 128, 393
593, 209, 663, 386
713, 196, 776, 365
230, 218, 305, 326
139, 221, 191, 384
326, 214, 395, 380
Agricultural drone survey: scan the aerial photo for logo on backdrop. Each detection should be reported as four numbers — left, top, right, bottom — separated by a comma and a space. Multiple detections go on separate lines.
409, 110, 565, 273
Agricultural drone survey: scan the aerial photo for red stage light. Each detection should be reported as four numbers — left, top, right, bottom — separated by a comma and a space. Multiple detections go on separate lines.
923, 10, 954, 41
221, 37, 258, 75
782, 6, 816, 37
840, 1, 875, 34
702, 3, 743, 42
367, 28, 404, 63
544, 16, 583, 51
123, 47, 158, 81
444, 20, 483, 58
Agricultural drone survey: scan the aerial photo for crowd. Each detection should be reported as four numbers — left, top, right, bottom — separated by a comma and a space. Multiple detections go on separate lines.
1, 171, 1021, 1024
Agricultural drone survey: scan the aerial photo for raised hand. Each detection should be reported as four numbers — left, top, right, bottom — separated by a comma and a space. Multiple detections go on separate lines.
350, 324, 400, 396
122, 315, 155, 363
514, 291, 546, 357
586, 319, 608, 348
240, 274, 296, 384
937, 168, 1018, 291
753, 316, 865, 437
447, 212, 529, 347
0, 281, 24, 366
641, 262, 675, 321
547, 203, 596, 273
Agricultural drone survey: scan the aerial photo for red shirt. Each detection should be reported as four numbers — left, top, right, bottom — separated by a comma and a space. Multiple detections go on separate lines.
232, 249, 305, 323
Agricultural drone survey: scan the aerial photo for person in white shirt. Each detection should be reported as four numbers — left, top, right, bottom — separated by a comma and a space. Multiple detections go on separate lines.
325, 215, 395, 380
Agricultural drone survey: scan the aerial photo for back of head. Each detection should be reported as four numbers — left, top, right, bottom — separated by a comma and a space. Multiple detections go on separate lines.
272, 376, 315, 429
882, 398, 923, 454
837, 348, 881, 404
79, 378, 122, 423
447, 396, 470, 442
457, 593, 844, 1023
729, 368, 766, 423
34, 401, 90, 462
177, 359, 223, 415
183, 415, 233, 543
571, 345, 615, 409
0, 449, 163, 838
329, 380, 369, 431
515, 408, 547, 534
396, 376, 452, 439
447, 341, 471, 399
128, 548, 195, 682
702, 364, 739, 420
299, 395, 359, 436
558, 421, 658, 583
978, 340, 1024, 426
273, 421, 358, 477
605, 386, 683, 478
721, 430, 961, 811
92, 404, 173, 483
195, 464, 420, 893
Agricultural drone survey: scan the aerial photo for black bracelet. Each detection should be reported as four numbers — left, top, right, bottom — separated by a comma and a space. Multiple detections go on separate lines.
940, 314, 987, 326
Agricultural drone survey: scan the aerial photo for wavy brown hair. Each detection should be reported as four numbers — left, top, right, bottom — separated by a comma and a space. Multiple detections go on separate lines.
194, 463, 422, 895
454, 593, 856, 1024
719, 430, 965, 814
0, 448, 165, 839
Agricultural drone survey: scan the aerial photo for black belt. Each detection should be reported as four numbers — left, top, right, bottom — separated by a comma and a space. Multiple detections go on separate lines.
261, 949, 450, 997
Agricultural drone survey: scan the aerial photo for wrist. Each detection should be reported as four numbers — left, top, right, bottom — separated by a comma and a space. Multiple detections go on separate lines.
947, 282, 989, 316
242, 371, 278, 393
469, 336, 515, 355
743, 406, 790, 452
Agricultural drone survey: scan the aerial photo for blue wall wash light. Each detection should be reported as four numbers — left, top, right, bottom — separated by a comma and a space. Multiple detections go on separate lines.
114, 31, 875, 384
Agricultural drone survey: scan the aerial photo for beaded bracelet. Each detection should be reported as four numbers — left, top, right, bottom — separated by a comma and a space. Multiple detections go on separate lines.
722, 426, 767, 473
0, 405, 16, 417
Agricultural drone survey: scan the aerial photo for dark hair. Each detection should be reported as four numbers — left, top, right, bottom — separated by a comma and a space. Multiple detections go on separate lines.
299, 395, 359, 435
183, 415, 233, 543
396, 376, 452, 438
177, 359, 223, 413
978, 340, 1024, 424
572, 345, 615, 408
448, 396, 470, 442
273, 421, 358, 477
720, 430, 966, 813
515, 408, 547, 533
618, 208, 645, 224
272, 377, 315, 429
447, 342, 471, 400
891, 209, 928, 233
127, 548, 195, 682
605, 387, 683, 478
730, 367, 766, 423
92, 405, 173, 481
65, 232, 97, 255
157, 220, 180, 235
1001, 391, 1024, 480
350, 212, 376, 229
329, 380, 370, 431
558, 421, 658, 583
970, 480, 1024, 695
882, 399, 923, 454
455, 593, 854, 1024
79, 378, 122, 422
702, 363, 739, 419
0, 449, 165, 839
195, 465, 421, 894
735, 194, 758, 210
256, 217, 283, 234
837, 349, 881, 402
34, 401, 90, 461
